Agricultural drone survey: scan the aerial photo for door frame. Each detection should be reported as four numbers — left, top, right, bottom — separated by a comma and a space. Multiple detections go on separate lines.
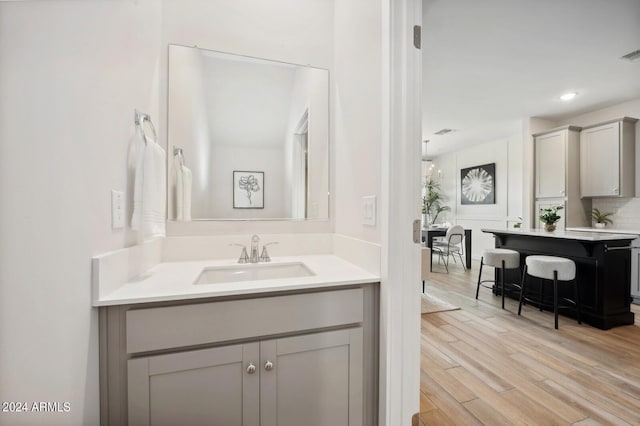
381, 0, 422, 424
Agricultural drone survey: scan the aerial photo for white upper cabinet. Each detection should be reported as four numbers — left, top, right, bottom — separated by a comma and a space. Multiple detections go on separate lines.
533, 125, 589, 229
534, 126, 580, 199
580, 117, 637, 198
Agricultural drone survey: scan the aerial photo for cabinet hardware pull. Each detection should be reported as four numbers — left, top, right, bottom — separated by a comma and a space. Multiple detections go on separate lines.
247, 363, 256, 374
264, 361, 274, 371
604, 246, 640, 252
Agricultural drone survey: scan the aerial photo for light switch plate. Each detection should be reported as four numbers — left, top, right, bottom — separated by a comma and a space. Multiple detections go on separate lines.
111, 190, 125, 229
362, 195, 376, 226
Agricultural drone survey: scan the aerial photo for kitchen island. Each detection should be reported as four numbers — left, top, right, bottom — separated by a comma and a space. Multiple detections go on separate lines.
483, 228, 636, 329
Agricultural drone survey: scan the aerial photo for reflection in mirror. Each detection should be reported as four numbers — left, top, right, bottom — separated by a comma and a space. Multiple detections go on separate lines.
168, 44, 329, 221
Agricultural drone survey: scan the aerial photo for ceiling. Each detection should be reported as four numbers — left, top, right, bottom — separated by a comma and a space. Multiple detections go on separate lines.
421, 0, 640, 158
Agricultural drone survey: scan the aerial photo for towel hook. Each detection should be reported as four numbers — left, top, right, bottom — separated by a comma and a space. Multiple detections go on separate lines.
173, 147, 185, 166
134, 109, 157, 145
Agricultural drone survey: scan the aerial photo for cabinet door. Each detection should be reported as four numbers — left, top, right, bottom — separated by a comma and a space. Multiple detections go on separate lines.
632, 239, 640, 301
535, 131, 566, 198
260, 328, 364, 426
128, 343, 260, 426
580, 122, 620, 197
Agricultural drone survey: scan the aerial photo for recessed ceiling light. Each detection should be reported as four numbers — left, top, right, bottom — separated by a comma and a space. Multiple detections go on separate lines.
621, 49, 640, 62
560, 92, 577, 101
434, 128, 455, 136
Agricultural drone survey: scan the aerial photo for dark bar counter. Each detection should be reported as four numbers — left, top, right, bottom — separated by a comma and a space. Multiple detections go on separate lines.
482, 228, 635, 330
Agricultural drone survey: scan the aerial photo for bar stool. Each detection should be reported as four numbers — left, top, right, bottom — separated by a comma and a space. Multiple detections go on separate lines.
476, 248, 521, 309
518, 255, 581, 329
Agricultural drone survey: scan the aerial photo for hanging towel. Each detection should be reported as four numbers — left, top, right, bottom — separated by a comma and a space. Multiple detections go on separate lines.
175, 158, 183, 221
131, 131, 146, 231
176, 163, 192, 221
132, 136, 166, 239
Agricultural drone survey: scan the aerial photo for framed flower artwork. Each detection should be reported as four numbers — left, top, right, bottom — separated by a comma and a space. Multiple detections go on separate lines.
233, 171, 264, 209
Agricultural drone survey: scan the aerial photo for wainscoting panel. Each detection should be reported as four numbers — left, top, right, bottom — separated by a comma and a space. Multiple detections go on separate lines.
455, 219, 507, 259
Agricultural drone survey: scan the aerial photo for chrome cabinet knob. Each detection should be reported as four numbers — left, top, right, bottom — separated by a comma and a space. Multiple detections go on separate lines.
247, 363, 256, 374
264, 361, 274, 371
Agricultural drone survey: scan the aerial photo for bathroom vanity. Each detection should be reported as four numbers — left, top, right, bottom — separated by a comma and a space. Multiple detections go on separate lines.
94, 40, 380, 425
94, 246, 380, 426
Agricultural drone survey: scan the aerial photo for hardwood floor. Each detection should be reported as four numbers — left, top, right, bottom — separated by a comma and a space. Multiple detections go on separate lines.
419, 260, 640, 425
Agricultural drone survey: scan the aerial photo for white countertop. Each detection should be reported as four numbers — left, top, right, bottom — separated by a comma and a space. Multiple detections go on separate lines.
93, 255, 380, 306
567, 227, 640, 236
482, 228, 637, 241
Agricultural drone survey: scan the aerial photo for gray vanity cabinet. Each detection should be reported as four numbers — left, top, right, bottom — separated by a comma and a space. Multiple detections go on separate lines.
100, 285, 378, 426
128, 343, 260, 426
260, 328, 363, 426
126, 328, 364, 426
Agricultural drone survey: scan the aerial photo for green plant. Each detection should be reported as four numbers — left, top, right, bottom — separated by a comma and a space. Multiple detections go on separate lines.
513, 216, 523, 228
422, 176, 450, 224
592, 208, 614, 224
539, 205, 563, 225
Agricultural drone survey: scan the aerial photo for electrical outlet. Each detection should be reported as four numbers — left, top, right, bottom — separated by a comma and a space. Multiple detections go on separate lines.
362, 195, 376, 226
111, 190, 125, 229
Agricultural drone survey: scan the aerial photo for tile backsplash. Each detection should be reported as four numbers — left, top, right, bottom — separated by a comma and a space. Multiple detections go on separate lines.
593, 198, 640, 230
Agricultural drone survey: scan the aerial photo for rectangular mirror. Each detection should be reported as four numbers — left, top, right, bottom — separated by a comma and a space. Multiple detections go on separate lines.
168, 44, 329, 221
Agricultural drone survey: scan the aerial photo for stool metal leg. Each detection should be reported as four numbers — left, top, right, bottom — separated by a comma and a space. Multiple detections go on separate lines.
501, 259, 506, 309
539, 278, 545, 312
475, 257, 484, 299
518, 265, 527, 316
553, 270, 559, 330
574, 279, 581, 325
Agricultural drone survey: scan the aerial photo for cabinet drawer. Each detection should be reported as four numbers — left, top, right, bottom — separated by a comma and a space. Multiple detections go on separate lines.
126, 288, 364, 353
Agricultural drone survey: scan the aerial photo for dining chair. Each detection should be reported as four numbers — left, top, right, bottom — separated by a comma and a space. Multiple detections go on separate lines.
432, 225, 466, 272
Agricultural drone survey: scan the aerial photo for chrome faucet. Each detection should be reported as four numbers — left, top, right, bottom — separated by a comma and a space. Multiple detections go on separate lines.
250, 234, 260, 263
232, 235, 278, 263
229, 243, 249, 263
260, 242, 279, 262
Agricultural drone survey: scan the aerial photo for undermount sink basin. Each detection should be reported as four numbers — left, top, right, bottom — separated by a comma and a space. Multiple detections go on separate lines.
193, 262, 315, 285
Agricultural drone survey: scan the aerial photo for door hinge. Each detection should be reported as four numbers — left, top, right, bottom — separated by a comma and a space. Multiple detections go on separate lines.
413, 219, 421, 243
413, 25, 421, 49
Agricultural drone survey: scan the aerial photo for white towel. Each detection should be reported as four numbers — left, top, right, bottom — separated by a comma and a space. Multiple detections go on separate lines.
131, 132, 146, 230
175, 159, 183, 221
132, 136, 166, 239
176, 163, 192, 221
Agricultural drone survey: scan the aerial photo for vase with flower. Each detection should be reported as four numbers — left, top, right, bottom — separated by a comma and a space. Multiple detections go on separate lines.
539, 205, 563, 232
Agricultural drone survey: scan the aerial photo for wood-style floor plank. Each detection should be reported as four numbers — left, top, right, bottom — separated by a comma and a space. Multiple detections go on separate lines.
420, 370, 483, 425
420, 260, 640, 425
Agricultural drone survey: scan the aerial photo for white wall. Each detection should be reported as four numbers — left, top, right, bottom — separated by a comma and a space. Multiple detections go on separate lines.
556, 97, 640, 229
333, 0, 383, 244
430, 133, 523, 258
162, 0, 335, 235
0, 1, 162, 424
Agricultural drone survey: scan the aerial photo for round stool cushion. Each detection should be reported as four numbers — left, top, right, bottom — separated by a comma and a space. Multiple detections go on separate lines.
526, 255, 576, 281
482, 249, 520, 269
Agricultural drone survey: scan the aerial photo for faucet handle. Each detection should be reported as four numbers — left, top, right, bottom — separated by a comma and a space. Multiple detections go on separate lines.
259, 242, 279, 263
229, 243, 250, 263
